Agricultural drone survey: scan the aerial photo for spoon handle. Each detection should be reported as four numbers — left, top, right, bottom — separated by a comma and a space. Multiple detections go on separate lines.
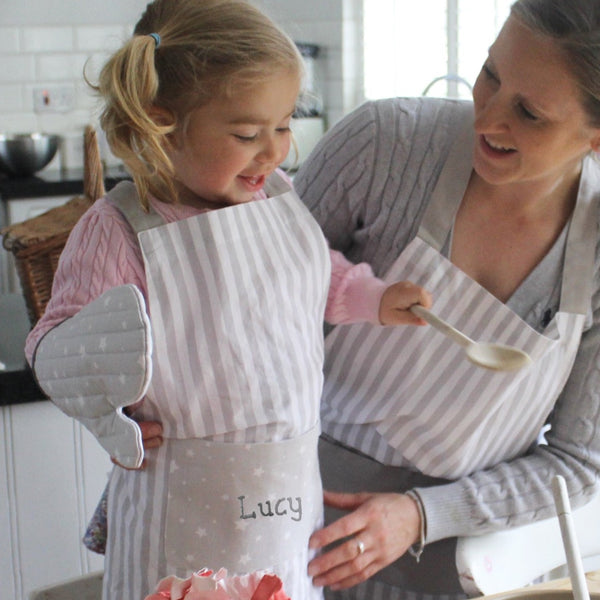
552, 476, 591, 600
410, 305, 473, 348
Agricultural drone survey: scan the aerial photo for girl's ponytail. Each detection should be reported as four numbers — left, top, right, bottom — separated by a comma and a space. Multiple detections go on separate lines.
96, 35, 176, 209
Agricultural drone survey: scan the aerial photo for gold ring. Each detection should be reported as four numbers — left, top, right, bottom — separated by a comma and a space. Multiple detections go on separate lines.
357, 540, 365, 556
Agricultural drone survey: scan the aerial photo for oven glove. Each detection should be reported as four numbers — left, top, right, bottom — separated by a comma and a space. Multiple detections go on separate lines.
32, 284, 153, 469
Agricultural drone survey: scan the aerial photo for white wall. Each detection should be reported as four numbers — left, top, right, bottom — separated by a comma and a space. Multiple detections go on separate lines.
0, 0, 364, 148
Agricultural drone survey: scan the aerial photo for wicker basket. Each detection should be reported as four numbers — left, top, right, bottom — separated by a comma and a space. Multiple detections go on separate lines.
1, 126, 106, 325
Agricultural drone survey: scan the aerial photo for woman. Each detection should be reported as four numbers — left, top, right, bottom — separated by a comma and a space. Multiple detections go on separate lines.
294, 0, 600, 598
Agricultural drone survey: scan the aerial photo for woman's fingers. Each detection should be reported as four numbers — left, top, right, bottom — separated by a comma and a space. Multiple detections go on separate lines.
308, 492, 422, 590
310, 492, 371, 550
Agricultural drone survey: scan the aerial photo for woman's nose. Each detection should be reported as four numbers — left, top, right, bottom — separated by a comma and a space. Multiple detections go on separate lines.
474, 95, 508, 133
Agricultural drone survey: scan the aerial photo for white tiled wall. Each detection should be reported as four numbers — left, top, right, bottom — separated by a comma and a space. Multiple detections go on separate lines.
0, 23, 129, 153
257, 0, 364, 127
0, 0, 364, 150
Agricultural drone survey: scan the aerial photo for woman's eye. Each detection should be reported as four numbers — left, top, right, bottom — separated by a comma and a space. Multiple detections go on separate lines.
518, 104, 538, 121
276, 127, 291, 134
482, 64, 498, 82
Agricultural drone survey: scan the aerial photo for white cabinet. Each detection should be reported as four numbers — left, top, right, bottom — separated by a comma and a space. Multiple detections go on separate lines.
1, 401, 110, 600
2, 195, 72, 295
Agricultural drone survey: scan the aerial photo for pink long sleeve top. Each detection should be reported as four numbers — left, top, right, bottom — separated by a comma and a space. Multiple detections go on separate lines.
25, 186, 387, 363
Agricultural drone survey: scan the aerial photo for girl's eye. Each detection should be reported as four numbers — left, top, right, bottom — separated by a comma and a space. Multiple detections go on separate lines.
233, 134, 258, 142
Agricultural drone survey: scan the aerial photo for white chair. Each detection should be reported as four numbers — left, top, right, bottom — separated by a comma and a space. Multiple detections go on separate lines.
456, 493, 600, 596
28, 571, 103, 600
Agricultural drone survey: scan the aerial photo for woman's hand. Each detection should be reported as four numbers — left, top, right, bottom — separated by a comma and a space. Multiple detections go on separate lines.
308, 491, 421, 590
379, 281, 432, 326
111, 420, 163, 470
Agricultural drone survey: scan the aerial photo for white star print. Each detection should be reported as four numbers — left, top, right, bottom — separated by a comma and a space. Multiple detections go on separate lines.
235, 520, 249, 531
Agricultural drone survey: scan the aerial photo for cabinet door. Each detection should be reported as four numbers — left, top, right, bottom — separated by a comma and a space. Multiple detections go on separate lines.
0, 401, 110, 600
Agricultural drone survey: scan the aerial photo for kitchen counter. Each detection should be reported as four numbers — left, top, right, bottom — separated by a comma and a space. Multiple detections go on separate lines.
0, 293, 46, 406
0, 164, 130, 201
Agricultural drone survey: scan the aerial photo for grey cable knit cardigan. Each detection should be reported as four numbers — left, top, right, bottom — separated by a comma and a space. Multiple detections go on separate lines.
294, 96, 600, 544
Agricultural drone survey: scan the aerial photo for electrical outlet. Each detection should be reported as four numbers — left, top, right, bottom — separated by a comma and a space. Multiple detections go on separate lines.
33, 86, 76, 113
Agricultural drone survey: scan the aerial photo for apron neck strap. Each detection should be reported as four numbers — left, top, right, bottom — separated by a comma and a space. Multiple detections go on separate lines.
561, 156, 600, 314
106, 181, 166, 235
263, 171, 292, 198
417, 108, 474, 251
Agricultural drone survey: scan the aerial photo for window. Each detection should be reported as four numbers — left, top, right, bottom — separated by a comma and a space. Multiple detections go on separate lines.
363, 0, 513, 100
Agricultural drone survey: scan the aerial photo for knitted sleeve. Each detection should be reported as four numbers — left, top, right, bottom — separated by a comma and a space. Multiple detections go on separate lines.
24, 197, 147, 363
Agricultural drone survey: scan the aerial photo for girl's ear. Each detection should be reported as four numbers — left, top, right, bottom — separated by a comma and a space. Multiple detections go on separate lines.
148, 105, 175, 128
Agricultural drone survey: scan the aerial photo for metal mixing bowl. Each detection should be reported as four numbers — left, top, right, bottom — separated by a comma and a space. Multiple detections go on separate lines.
0, 133, 59, 177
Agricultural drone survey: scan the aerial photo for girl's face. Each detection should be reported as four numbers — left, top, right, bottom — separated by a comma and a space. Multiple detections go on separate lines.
167, 70, 299, 209
471, 16, 600, 189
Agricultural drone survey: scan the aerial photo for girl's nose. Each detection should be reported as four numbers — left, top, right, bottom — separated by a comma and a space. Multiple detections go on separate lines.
256, 135, 286, 165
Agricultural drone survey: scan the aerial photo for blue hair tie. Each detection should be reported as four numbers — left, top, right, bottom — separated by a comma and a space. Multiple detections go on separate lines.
148, 33, 161, 48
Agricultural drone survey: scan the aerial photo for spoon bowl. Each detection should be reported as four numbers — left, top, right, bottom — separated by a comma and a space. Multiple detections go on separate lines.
466, 342, 531, 371
410, 305, 532, 372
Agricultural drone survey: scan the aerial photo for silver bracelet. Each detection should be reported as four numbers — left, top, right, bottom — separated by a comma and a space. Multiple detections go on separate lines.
405, 490, 426, 563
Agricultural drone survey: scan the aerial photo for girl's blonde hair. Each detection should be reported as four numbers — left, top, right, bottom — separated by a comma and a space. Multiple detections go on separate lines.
94, 0, 303, 208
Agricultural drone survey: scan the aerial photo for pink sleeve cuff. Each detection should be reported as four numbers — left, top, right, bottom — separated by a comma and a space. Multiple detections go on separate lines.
325, 249, 387, 325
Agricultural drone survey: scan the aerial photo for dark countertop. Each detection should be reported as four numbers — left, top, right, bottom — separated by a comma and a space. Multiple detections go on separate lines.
0, 164, 131, 200
0, 293, 46, 406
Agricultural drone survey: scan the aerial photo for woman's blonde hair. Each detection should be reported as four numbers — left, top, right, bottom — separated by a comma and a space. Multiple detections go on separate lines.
94, 0, 303, 208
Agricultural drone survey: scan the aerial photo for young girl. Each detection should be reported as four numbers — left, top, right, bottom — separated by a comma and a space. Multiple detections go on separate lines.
24, 1, 431, 599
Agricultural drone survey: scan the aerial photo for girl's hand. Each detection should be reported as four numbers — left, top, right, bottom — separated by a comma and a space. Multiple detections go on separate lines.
111, 420, 163, 470
308, 491, 421, 590
379, 281, 432, 326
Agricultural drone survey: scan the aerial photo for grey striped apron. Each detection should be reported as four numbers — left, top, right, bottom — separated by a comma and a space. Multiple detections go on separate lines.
321, 157, 597, 480
102, 176, 330, 600
318, 156, 599, 598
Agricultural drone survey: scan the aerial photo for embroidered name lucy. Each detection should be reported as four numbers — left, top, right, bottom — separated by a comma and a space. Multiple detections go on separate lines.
238, 495, 302, 522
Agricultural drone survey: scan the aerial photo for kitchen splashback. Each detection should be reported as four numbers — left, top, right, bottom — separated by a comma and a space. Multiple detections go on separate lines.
0, 0, 363, 156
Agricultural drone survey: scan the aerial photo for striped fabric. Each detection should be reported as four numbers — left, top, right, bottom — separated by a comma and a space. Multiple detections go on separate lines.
321, 236, 584, 478
102, 176, 330, 600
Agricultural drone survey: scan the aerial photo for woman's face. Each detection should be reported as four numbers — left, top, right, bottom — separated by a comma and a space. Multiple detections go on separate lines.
472, 15, 600, 189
